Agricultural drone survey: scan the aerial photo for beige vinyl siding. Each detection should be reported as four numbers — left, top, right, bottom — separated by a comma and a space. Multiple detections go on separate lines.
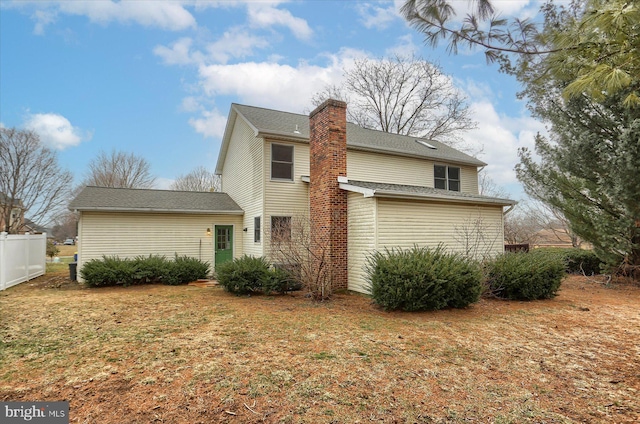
77, 212, 243, 281
220, 117, 263, 257
376, 199, 504, 259
348, 150, 479, 194
347, 192, 377, 294
460, 165, 479, 194
264, 139, 310, 257
347, 150, 433, 187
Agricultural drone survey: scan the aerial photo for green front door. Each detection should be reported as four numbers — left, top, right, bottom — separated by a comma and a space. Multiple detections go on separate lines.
214, 225, 233, 268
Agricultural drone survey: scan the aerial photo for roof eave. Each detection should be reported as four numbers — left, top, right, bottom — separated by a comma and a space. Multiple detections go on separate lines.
258, 130, 309, 143
71, 207, 244, 215
372, 190, 516, 206
346, 143, 487, 167
339, 184, 515, 206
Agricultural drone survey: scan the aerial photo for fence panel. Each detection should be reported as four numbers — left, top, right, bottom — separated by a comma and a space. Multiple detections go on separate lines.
0, 232, 46, 291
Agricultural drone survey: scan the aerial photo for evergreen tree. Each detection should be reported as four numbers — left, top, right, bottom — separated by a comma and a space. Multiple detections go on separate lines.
403, 0, 640, 274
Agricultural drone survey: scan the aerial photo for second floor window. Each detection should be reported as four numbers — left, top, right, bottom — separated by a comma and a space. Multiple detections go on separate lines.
271, 144, 294, 181
434, 165, 460, 192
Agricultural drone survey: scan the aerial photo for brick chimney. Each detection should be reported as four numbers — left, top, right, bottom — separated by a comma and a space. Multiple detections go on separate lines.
309, 99, 348, 290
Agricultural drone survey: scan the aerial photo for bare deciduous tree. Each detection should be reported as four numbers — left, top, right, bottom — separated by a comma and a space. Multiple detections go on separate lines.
453, 215, 501, 262
478, 170, 509, 199
51, 211, 78, 240
170, 166, 220, 192
0, 127, 72, 233
269, 215, 334, 301
81, 149, 155, 189
503, 207, 542, 246
502, 201, 581, 247
312, 54, 476, 146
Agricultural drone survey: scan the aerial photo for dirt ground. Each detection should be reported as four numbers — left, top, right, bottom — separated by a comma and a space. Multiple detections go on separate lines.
1, 273, 638, 423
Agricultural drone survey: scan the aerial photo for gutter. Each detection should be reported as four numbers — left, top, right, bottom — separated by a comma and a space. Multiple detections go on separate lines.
503, 204, 516, 215
71, 207, 244, 215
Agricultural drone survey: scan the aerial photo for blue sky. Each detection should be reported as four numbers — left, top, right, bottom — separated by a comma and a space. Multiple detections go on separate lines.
0, 0, 546, 198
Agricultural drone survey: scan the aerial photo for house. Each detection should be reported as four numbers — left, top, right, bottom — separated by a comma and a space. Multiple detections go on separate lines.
0, 192, 24, 234
23, 218, 52, 236
70, 100, 515, 293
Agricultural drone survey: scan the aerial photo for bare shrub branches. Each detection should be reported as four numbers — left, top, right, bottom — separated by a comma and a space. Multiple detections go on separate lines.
268, 215, 334, 300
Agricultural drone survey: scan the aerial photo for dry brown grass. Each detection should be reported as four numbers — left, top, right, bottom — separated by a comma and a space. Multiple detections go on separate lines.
1, 273, 638, 423
55, 244, 77, 257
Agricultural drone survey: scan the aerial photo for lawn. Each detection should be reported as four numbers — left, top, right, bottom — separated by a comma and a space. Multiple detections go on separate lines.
0, 273, 638, 423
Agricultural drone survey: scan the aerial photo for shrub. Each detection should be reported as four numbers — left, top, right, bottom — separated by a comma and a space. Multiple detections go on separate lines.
215, 256, 299, 295
132, 254, 170, 284
80, 255, 209, 287
262, 267, 293, 295
216, 255, 272, 295
169, 254, 210, 285
81, 256, 137, 287
365, 245, 483, 311
485, 251, 565, 300
534, 248, 603, 275
46, 240, 59, 261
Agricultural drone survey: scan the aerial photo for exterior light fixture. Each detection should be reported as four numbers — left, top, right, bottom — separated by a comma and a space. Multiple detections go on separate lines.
206, 228, 212, 236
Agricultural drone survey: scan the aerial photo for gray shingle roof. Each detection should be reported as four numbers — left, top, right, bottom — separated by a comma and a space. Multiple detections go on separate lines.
69, 186, 243, 214
341, 179, 515, 206
232, 103, 486, 166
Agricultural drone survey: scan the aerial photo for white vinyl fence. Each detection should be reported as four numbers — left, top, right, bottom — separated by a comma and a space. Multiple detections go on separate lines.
0, 232, 46, 291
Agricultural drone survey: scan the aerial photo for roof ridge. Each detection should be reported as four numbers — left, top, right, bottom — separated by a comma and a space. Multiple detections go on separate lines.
83, 186, 221, 194
234, 103, 308, 119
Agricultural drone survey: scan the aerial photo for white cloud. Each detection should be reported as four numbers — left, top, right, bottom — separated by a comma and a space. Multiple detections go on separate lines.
32, 9, 57, 35
154, 177, 175, 190
196, 48, 365, 113
357, 2, 399, 30
188, 109, 227, 139
154, 28, 270, 67
24, 113, 90, 150
246, 3, 312, 40
464, 101, 544, 191
385, 34, 419, 57
11, 0, 197, 33
180, 96, 202, 113
205, 27, 270, 64
154, 37, 202, 66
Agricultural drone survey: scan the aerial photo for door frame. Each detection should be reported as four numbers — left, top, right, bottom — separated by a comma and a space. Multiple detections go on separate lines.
213, 224, 235, 270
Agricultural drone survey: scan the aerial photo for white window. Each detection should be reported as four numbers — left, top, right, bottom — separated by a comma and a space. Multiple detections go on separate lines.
271, 144, 294, 181
434, 165, 460, 192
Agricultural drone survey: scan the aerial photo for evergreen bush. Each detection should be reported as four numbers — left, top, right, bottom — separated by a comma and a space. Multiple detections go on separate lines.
485, 252, 565, 300
169, 254, 210, 285
80, 255, 209, 287
46, 240, 59, 261
81, 256, 137, 287
534, 248, 602, 275
216, 255, 299, 295
132, 254, 170, 284
365, 245, 482, 311
215, 255, 271, 295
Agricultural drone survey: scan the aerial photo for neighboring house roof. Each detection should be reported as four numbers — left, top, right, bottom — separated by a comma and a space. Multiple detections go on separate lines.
24, 218, 51, 234
216, 103, 486, 174
335, 178, 515, 206
69, 186, 244, 214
